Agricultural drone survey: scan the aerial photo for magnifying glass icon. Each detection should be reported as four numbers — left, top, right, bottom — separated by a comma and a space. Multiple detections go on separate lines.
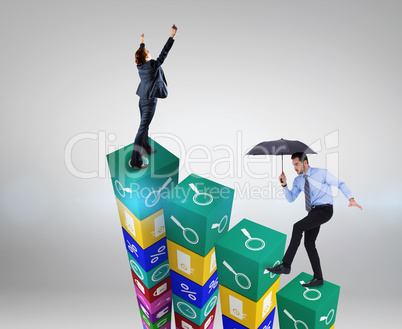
320, 309, 334, 325
171, 215, 199, 244
223, 260, 251, 290
284, 309, 309, 329
114, 180, 132, 198
145, 177, 172, 208
300, 281, 322, 301
241, 228, 265, 251
211, 215, 228, 233
189, 183, 213, 206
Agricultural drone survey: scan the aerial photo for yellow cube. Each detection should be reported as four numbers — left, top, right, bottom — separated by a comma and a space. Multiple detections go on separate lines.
220, 277, 280, 328
330, 325, 335, 329
166, 239, 216, 286
116, 197, 165, 249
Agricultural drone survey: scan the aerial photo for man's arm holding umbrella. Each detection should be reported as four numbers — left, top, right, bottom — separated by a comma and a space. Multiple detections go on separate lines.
279, 172, 301, 202
324, 170, 363, 210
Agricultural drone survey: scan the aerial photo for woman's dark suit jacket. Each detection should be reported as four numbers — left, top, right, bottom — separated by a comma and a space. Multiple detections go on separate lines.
136, 37, 175, 99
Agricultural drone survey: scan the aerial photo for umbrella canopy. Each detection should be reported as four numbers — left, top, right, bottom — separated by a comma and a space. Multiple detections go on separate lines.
246, 138, 317, 173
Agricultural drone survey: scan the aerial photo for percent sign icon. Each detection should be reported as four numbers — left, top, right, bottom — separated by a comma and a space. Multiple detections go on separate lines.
150, 246, 166, 264
181, 283, 197, 301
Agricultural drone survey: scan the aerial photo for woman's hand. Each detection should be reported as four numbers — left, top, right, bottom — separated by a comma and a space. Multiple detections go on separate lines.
140, 33, 145, 43
170, 24, 178, 38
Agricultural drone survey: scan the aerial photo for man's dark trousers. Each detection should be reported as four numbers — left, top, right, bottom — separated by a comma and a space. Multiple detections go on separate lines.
131, 98, 157, 167
282, 205, 333, 279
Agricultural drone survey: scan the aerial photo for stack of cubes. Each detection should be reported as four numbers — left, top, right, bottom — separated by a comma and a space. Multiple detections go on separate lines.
215, 218, 287, 329
107, 138, 179, 329
276, 272, 340, 329
163, 174, 234, 329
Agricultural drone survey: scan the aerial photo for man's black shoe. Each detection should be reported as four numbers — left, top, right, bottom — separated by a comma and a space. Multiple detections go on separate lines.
301, 278, 324, 287
132, 163, 149, 170
265, 263, 290, 275
129, 159, 148, 170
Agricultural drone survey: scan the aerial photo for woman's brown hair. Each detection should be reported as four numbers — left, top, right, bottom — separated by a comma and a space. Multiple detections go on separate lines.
135, 47, 148, 66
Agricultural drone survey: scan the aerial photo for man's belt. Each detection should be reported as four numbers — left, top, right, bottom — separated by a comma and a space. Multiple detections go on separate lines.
311, 204, 333, 209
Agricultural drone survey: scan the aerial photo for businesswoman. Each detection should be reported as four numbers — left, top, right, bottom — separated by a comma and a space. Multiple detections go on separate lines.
130, 24, 178, 169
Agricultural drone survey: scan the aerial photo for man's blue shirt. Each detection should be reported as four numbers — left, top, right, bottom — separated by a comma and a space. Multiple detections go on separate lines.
284, 167, 353, 206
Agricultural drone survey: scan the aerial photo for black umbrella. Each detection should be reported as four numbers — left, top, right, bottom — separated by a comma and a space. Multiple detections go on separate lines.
246, 138, 317, 181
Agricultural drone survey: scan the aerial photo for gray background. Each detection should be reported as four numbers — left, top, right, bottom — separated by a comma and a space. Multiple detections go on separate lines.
1, 0, 401, 328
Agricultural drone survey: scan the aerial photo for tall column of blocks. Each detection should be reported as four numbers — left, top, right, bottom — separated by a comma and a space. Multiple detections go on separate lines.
162, 173, 234, 329
276, 272, 340, 329
215, 218, 287, 329
107, 138, 179, 329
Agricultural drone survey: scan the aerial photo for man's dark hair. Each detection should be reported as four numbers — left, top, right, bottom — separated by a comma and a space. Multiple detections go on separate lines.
291, 152, 309, 164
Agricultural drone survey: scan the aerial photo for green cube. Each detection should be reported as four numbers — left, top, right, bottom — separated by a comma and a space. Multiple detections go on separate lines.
215, 218, 286, 301
128, 252, 170, 290
276, 272, 340, 329
163, 174, 234, 257
107, 138, 179, 220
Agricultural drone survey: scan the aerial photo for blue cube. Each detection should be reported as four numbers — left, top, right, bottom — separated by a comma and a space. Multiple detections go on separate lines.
170, 270, 219, 309
123, 228, 168, 271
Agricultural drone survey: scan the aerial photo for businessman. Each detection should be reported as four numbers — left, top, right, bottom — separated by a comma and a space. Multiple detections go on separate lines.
266, 152, 362, 287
